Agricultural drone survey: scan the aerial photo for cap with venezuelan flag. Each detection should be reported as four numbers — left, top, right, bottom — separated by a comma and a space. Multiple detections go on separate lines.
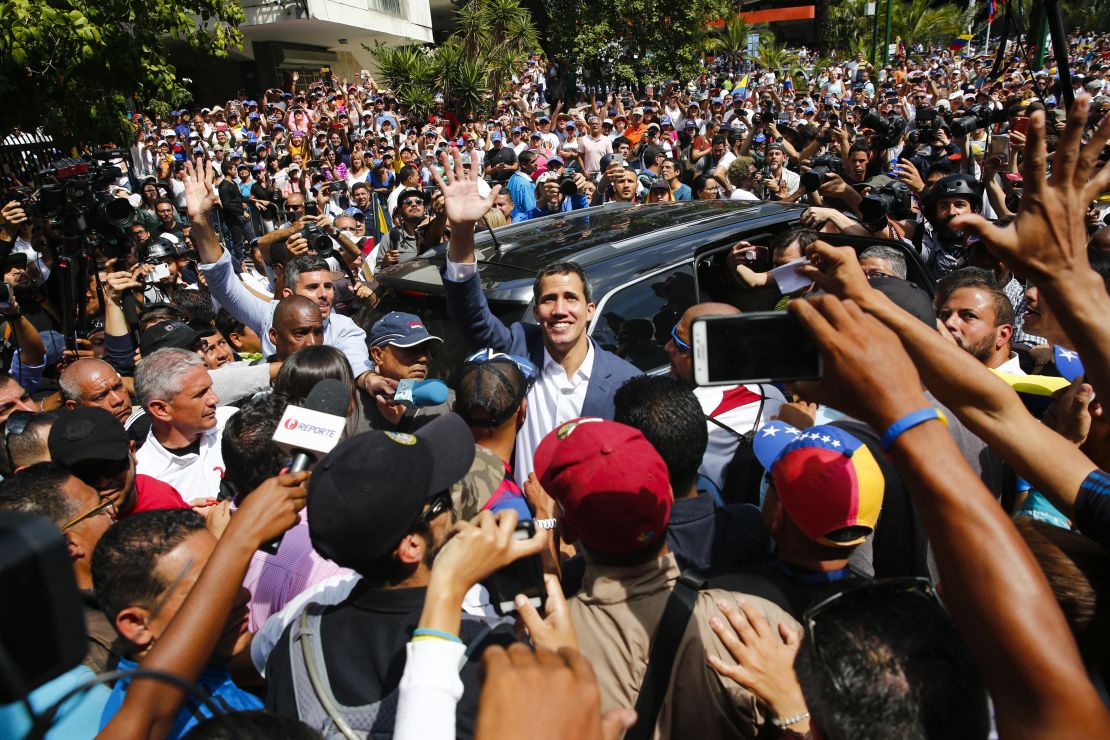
753, 421, 884, 548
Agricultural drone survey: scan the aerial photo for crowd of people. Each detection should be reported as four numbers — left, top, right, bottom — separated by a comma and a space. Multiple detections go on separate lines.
3, 25, 1110, 740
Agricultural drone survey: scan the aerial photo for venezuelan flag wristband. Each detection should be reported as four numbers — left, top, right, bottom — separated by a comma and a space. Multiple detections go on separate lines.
880, 407, 946, 451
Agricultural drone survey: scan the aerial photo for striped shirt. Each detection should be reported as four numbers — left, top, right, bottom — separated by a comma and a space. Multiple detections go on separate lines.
1002, 277, 1046, 347
242, 508, 354, 632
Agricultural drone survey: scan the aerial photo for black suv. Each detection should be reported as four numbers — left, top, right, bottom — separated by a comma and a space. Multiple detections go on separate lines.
361, 200, 934, 377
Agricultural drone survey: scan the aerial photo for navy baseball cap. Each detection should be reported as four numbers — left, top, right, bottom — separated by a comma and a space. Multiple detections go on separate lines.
369, 312, 443, 349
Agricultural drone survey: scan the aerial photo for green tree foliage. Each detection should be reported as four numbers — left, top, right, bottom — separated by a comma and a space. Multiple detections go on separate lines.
538, 0, 731, 87
826, 0, 968, 60
705, 16, 770, 74
367, 0, 537, 119
0, 0, 244, 147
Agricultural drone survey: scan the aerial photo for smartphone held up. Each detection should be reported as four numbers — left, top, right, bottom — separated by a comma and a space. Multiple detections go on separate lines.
691, 311, 822, 386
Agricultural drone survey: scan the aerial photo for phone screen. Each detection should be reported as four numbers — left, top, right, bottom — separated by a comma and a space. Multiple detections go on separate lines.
484, 521, 545, 615
692, 312, 822, 385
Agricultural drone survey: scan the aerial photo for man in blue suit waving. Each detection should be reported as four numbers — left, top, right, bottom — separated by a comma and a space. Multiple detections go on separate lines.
434, 150, 641, 484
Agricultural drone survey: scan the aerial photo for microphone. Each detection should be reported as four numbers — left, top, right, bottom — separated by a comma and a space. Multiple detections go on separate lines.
393, 378, 448, 408
260, 378, 349, 554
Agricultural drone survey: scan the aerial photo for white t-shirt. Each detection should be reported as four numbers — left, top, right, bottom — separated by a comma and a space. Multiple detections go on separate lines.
695, 384, 785, 491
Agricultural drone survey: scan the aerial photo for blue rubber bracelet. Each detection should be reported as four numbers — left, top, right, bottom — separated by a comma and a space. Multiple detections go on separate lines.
412, 628, 463, 644
880, 407, 944, 451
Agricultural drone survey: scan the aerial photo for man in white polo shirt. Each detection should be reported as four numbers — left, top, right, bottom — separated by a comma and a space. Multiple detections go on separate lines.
134, 347, 238, 499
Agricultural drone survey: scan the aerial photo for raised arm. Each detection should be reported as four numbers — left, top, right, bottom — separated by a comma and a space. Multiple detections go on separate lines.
184, 158, 275, 335
99, 472, 309, 740
953, 96, 1110, 405
803, 240, 1097, 517
791, 294, 1110, 740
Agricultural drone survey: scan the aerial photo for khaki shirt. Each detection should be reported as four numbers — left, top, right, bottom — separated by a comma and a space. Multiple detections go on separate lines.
570, 552, 799, 739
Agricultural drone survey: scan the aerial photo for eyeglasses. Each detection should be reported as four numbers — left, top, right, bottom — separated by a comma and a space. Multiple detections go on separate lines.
421, 491, 453, 524
402, 197, 425, 207
669, 324, 691, 353
864, 269, 894, 279
61, 497, 116, 531
804, 577, 939, 695
287, 203, 305, 211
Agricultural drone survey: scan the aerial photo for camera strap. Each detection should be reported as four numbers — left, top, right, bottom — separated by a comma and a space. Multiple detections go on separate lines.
626, 571, 707, 740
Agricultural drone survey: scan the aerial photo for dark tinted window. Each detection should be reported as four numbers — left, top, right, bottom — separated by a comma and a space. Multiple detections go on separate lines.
590, 264, 696, 371
353, 289, 527, 381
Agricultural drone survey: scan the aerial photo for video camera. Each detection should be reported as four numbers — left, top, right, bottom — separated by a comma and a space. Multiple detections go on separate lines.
860, 109, 908, 150
34, 152, 136, 257
801, 154, 843, 192
859, 181, 913, 230
949, 104, 1009, 137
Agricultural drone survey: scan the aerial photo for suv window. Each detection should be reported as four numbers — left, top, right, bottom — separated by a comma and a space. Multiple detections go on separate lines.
353, 289, 528, 380
590, 264, 697, 371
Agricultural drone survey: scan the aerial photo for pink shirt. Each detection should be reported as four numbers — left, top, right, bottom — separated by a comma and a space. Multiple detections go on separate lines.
242, 508, 354, 631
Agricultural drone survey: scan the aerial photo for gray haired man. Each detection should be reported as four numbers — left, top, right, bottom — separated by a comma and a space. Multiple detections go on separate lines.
134, 348, 239, 499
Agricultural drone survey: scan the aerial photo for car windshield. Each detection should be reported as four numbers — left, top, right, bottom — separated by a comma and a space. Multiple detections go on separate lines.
360, 288, 528, 380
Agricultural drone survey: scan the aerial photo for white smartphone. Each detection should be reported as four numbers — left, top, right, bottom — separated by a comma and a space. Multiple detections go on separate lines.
691, 312, 822, 386
148, 262, 172, 283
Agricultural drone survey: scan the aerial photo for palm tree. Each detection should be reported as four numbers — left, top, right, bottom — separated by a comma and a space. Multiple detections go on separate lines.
367, 0, 539, 119
889, 0, 968, 50
705, 16, 769, 73
755, 39, 799, 72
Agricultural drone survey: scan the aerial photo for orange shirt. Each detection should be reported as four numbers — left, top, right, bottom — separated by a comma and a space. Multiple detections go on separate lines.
623, 122, 647, 146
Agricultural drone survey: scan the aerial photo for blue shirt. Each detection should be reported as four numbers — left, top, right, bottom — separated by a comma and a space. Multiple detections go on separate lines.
1, 665, 109, 739
507, 171, 536, 218
673, 183, 693, 201
99, 657, 262, 738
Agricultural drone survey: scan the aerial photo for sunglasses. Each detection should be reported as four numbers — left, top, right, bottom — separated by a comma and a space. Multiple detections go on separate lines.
421, 491, 453, 524
61, 497, 117, 531
402, 197, 425, 207
804, 577, 939, 695
670, 324, 691, 353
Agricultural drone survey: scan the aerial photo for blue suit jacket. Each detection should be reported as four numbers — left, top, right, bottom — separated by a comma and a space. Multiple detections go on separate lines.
442, 268, 641, 420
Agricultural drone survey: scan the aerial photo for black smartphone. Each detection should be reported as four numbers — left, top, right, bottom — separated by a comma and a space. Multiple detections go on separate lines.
483, 520, 545, 615
691, 312, 822, 385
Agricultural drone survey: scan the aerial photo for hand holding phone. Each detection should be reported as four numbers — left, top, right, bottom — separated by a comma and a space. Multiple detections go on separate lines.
428, 511, 548, 614
691, 311, 822, 386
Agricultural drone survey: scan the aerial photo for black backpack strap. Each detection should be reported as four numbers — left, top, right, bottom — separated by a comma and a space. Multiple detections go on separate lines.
625, 571, 708, 740
704, 385, 767, 439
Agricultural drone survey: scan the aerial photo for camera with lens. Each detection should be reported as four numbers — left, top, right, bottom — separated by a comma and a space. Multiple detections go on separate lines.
801, 154, 843, 192
35, 153, 135, 258
558, 174, 579, 197
860, 109, 908, 149
859, 181, 913, 230
300, 223, 333, 255
948, 104, 1009, 137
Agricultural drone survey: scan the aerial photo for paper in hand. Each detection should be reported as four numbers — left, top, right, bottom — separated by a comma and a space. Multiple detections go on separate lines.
769, 257, 813, 294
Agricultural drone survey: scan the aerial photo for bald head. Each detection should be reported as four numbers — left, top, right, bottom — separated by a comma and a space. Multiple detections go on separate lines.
59, 358, 132, 424
668, 302, 741, 387
269, 295, 324, 361
682, 302, 741, 328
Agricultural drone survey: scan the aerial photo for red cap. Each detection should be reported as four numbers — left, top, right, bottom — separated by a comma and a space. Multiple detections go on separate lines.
534, 418, 671, 555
